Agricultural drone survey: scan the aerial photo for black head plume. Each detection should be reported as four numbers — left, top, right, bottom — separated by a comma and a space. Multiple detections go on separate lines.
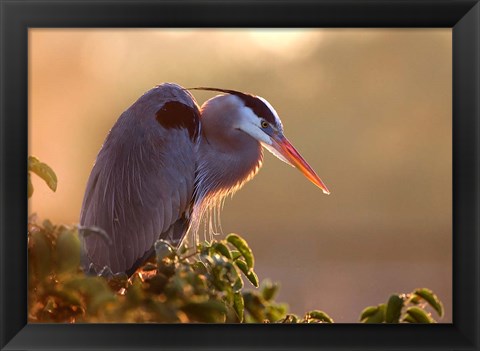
186, 87, 252, 97
186, 87, 278, 125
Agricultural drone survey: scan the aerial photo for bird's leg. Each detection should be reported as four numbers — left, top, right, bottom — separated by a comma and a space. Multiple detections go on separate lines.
97, 265, 114, 279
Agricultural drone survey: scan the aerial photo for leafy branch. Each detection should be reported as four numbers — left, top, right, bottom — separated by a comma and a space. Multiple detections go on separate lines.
360, 289, 443, 323
28, 217, 444, 324
28, 156, 57, 198
27, 157, 444, 324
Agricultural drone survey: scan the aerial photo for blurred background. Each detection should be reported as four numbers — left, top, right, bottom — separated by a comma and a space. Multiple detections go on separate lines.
29, 29, 452, 322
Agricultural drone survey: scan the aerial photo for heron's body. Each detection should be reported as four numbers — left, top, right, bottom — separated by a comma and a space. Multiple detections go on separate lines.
80, 83, 329, 275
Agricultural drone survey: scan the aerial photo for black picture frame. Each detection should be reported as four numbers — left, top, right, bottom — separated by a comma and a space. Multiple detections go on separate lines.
1, 1, 479, 350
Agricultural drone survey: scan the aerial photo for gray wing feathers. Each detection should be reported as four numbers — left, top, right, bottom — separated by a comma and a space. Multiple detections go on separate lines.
80, 83, 199, 274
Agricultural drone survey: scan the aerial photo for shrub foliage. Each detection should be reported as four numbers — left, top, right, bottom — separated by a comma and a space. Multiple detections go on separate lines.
28, 218, 443, 324
27, 156, 444, 323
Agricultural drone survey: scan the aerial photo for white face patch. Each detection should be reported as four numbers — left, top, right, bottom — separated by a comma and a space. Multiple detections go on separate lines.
232, 95, 293, 167
232, 95, 273, 145
257, 96, 283, 132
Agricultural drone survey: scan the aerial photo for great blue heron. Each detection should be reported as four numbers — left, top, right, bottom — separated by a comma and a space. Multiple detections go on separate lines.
80, 83, 329, 275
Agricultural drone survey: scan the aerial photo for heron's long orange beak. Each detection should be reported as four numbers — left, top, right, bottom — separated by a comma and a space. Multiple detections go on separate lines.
273, 135, 330, 195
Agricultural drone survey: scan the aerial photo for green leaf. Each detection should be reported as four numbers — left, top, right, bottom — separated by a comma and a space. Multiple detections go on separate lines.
230, 250, 242, 260
261, 281, 279, 301
192, 261, 208, 275
306, 310, 334, 323
246, 271, 259, 288
29, 231, 52, 280
64, 276, 115, 314
242, 292, 266, 322
280, 314, 299, 323
265, 303, 288, 322
233, 277, 244, 292
404, 306, 434, 323
224, 261, 241, 286
233, 292, 244, 322
234, 259, 249, 275
360, 306, 378, 320
28, 173, 33, 198
226, 234, 254, 270
178, 243, 188, 255
28, 156, 57, 192
385, 294, 404, 323
360, 304, 386, 323
65, 276, 112, 296
89, 291, 116, 315
402, 314, 417, 323
211, 242, 232, 260
413, 288, 444, 317
155, 240, 174, 263
409, 294, 422, 305
182, 300, 227, 323
49, 288, 82, 307
210, 253, 229, 266
56, 229, 81, 275
234, 259, 259, 287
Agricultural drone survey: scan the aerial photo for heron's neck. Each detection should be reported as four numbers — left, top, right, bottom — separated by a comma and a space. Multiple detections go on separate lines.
194, 101, 263, 202
188, 97, 263, 239
196, 127, 263, 200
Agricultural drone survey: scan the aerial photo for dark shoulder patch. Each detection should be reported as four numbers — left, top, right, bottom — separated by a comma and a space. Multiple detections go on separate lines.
156, 101, 200, 141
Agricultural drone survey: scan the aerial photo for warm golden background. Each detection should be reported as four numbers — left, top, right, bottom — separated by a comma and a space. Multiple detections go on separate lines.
29, 29, 452, 322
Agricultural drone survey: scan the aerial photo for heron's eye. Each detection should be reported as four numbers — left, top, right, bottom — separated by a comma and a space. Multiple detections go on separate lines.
261, 120, 269, 128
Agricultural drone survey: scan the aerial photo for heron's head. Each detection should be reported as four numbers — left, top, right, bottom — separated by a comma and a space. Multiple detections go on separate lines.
189, 87, 330, 195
